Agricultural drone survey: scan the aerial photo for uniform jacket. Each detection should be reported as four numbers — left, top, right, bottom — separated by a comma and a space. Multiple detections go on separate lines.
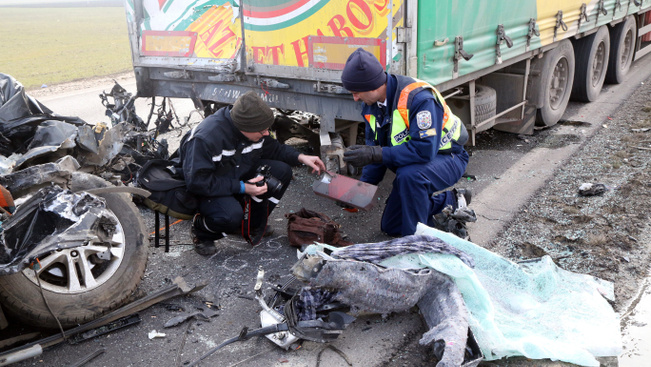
359, 73, 466, 185
176, 106, 300, 197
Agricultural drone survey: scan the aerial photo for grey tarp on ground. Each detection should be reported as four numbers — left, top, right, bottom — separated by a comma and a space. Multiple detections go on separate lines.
297, 234, 478, 367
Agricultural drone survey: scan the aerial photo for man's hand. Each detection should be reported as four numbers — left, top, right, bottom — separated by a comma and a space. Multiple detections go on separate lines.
343, 145, 382, 167
298, 154, 326, 174
244, 175, 268, 196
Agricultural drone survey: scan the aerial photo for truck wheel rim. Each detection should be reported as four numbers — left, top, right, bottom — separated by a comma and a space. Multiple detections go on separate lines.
591, 43, 607, 87
22, 210, 126, 294
621, 30, 634, 70
549, 58, 569, 109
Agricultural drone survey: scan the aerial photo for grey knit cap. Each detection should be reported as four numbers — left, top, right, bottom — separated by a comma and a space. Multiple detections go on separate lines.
230, 91, 274, 132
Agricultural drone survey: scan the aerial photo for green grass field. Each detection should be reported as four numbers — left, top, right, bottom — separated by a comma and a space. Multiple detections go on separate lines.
0, 7, 132, 90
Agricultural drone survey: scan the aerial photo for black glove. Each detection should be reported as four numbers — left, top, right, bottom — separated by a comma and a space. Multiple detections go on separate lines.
343, 145, 382, 167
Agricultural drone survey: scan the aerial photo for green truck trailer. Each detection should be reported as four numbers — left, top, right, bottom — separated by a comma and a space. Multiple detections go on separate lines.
125, 0, 651, 169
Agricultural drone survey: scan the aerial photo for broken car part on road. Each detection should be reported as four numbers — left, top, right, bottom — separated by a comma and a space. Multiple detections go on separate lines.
0, 73, 170, 331
0, 276, 205, 366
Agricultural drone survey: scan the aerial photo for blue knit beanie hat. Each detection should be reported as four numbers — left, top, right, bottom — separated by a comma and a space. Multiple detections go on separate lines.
341, 48, 387, 92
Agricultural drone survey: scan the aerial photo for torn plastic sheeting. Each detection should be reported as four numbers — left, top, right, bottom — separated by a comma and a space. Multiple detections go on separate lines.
0, 73, 53, 123
27, 120, 79, 150
379, 223, 620, 367
0, 185, 115, 275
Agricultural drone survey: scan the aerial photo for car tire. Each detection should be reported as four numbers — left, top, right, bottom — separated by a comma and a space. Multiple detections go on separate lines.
0, 172, 148, 328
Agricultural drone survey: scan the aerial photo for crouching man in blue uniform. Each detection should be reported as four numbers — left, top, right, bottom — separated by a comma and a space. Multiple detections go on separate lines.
176, 91, 325, 255
341, 48, 471, 237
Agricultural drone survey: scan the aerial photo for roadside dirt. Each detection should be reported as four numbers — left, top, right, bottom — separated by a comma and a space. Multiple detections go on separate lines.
25, 71, 136, 98
489, 86, 651, 313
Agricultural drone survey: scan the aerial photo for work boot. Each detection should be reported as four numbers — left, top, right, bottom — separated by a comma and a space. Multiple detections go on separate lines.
191, 214, 220, 256
248, 225, 275, 246
454, 188, 472, 209
194, 239, 218, 256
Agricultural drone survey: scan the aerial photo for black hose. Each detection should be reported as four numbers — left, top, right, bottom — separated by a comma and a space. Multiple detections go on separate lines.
187, 324, 289, 367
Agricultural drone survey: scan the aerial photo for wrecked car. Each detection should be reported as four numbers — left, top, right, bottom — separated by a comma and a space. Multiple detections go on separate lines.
0, 73, 154, 328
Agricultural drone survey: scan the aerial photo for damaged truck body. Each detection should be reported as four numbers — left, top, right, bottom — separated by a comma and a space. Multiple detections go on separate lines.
126, 0, 651, 169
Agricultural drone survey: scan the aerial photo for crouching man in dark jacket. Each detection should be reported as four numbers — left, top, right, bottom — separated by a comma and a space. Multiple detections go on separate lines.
176, 91, 325, 255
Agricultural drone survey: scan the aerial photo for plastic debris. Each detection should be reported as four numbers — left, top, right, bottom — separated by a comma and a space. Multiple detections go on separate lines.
578, 183, 608, 196
148, 330, 166, 339
407, 224, 621, 367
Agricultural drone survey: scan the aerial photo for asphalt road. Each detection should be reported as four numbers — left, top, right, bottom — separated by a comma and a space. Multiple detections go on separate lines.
2, 56, 651, 366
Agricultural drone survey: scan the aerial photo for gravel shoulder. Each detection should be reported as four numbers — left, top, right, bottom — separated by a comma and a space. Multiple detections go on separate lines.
487, 82, 651, 313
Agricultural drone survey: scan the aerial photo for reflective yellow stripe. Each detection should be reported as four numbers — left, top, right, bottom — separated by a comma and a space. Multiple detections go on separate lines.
366, 114, 378, 141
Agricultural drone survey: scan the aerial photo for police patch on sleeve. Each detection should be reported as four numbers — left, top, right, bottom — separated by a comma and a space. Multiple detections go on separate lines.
416, 111, 432, 129
419, 128, 437, 139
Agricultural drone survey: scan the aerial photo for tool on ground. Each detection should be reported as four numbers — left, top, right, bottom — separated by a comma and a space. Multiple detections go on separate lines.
0, 276, 205, 366
312, 171, 378, 210
164, 305, 219, 328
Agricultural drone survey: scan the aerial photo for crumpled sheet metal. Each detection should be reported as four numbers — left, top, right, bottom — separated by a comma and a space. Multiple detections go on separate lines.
405, 223, 622, 367
0, 162, 73, 199
0, 185, 116, 275
0, 73, 53, 124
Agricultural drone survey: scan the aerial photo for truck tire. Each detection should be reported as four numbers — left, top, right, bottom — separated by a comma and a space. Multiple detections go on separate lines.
473, 85, 497, 124
535, 40, 575, 127
0, 173, 148, 329
571, 26, 610, 102
605, 16, 636, 84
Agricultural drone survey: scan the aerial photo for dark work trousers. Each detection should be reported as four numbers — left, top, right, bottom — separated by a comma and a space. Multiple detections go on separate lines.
380, 150, 469, 237
195, 159, 293, 241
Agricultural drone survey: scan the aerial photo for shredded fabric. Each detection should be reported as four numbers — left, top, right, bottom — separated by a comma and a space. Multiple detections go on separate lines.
295, 287, 337, 321
331, 234, 474, 268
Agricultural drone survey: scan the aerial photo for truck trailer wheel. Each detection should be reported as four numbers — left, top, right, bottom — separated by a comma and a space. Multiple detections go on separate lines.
571, 26, 610, 102
473, 84, 497, 124
606, 16, 636, 84
535, 40, 575, 127
0, 173, 148, 329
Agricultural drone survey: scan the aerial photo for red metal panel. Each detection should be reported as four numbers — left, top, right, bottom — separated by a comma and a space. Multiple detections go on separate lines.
307, 36, 385, 70
141, 30, 197, 57
312, 171, 378, 210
